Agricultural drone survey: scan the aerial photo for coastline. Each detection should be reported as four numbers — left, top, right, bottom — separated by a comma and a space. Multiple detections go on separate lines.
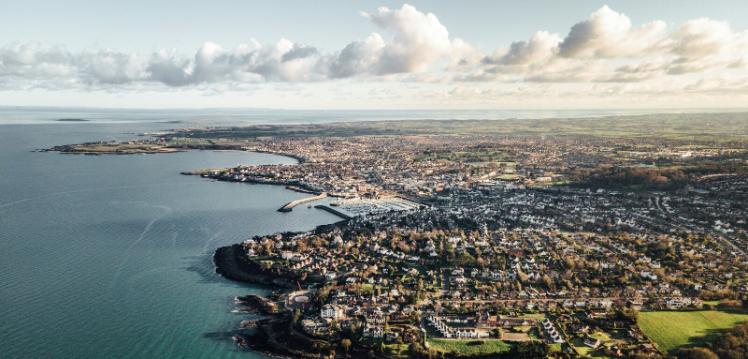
212, 220, 347, 287
49, 139, 347, 357
213, 244, 290, 287
41, 142, 305, 164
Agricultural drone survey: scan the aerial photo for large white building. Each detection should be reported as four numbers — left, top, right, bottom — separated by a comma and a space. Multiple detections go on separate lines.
320, 304, 345, 320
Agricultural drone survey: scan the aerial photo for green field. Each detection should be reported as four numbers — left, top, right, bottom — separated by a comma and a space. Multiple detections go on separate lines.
638, 310, 748, 353
383, 343, 409, 358
179, 113, 748, 141
426, 338, 511, 356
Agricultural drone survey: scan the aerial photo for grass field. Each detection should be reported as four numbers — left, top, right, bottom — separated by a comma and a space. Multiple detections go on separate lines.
383, 343, 409, 358
426, 338, 512, 356
638, 310, 748, 353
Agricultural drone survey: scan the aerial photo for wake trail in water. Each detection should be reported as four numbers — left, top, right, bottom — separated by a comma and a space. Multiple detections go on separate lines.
0, 182, 178, 211
169, 230, 178, 250
201, 230, 225, 253
109, 204, 173, 291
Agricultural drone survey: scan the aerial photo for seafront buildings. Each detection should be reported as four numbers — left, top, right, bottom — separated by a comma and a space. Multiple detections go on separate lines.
189, 123, 747, 358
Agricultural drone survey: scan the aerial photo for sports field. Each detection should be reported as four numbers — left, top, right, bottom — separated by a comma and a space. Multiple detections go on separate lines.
638, 310, 748, 353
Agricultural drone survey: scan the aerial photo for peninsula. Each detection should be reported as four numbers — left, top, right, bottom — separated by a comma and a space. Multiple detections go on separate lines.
49, 114, 748, 358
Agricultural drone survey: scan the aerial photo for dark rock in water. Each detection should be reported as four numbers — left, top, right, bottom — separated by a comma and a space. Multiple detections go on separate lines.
214, 244, 258, 283
56, 118, 89, 122
213, 244, 294, 289
233, 335, 250, 349
239, 319, 259, 329
235, 294, 279, 314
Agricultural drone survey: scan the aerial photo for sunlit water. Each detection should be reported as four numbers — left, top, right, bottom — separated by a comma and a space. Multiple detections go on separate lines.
0, 119, 340, 358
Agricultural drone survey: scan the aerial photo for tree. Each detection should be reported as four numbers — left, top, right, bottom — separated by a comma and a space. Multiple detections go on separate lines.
340, 338, 352, 357
261, 240, 274, 255
314, 284, 333, 306
710, 322, 748, 359
542, 274, 554, 289
511, 342, 549, 358
377, 341, 385, 354
678, 347, 718, 359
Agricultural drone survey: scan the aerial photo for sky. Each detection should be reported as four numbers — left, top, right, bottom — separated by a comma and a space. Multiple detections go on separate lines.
2, 0, 748, 109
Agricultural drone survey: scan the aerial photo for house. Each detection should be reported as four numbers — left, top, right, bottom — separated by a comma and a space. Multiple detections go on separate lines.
542, 319, 565, 344
363, 324, 384, 338
320, 304, 345, 320
584, 337, 601, 349
453, 327, 489, 339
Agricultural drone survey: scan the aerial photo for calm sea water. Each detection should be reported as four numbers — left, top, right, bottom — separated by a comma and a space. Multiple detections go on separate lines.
0, 119, 340, 358
1, 106, 739, 126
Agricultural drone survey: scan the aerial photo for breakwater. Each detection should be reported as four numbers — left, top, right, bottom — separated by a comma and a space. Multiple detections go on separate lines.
313, 204, 352, 219
278, 193, 328, 212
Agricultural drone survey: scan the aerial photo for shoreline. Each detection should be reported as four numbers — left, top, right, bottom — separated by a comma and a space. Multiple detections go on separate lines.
213, 219, 349, 357
213, 244, 299, 289
41, 142, 305, 164
212, 219, 347, 286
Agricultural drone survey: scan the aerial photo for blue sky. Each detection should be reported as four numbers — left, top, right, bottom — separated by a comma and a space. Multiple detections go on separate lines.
5, 0, 748, 52
2, 1, 748, 109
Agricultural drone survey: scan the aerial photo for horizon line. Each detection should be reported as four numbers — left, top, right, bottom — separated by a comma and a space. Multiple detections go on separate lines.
3, 105, 748, 113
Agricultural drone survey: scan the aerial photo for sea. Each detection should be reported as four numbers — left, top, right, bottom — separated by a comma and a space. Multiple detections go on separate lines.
0, 106, 736, 358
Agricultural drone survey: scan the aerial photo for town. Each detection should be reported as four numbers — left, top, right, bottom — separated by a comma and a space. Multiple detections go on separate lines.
54, 115, 748, 358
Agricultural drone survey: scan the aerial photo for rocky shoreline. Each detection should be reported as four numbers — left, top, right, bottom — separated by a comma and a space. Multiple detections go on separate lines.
212, 220, 346, 286
213, 245, 334, 358
213, 244, 295, 289
213, 220, 351, 358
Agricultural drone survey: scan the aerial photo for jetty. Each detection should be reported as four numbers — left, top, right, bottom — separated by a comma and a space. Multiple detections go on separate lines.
313, 204, 352, 220
278, 193, 327, 212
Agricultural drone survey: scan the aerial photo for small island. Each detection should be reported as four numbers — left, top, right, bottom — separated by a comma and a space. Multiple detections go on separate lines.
56, 118, 89, 122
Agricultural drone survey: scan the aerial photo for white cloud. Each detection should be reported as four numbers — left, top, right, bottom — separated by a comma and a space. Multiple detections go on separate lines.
491, 31, 562, 66
558, 5, 666, 58
1, 3, 748, 106
666, 18, 748, 74
470, 5, 748, 85
327, 33, 386, 78
84, 50, 148, 84
362, 4, 454, 74
327, 4, 474, 77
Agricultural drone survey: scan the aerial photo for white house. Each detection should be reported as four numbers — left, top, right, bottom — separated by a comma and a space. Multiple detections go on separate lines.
320, 304, 345, 320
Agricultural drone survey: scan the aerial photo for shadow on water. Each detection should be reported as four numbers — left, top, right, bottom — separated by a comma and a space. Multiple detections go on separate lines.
183, 253, 246, 286
184, 253, 224, 283
202, 330, 241, 341
185, 253, 265, 349
182, 253, 273, 291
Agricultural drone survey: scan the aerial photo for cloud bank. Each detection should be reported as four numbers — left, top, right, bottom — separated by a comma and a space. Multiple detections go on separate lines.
1, 4, 747, 99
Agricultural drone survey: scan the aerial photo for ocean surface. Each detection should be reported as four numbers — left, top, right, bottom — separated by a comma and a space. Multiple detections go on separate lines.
2, 106, 743, 126
0, 116, 342, 358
